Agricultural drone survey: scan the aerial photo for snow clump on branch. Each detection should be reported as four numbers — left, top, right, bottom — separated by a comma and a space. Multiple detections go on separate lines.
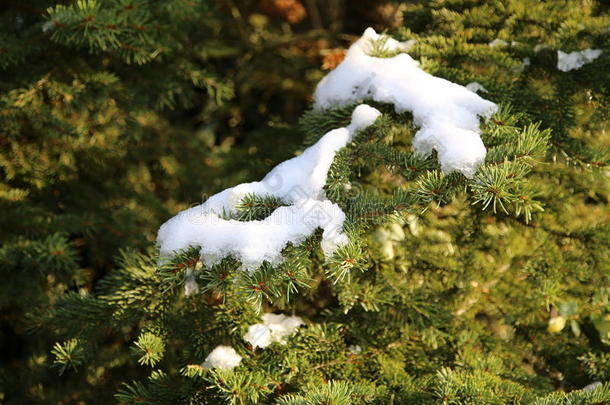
243, 313, 304, 349
157, 105, 381, 271
202, 345, 242, 370
314, 27, 498, 178
557, 49, 603, 72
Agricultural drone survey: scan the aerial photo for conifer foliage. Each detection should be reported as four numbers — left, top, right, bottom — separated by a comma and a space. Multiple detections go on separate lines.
1, 0, 609, 404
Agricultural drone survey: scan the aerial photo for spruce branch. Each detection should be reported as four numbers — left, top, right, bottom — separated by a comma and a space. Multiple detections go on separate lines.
133, 332, 166, 367
51, 338, 85, 375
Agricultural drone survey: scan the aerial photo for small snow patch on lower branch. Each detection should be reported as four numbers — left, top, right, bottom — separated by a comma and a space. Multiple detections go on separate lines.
349, 345, 362, 354
202, 345, 242, 370
244, 313, 304, 348
557, 49, 603, 72
313, 27, 497, 178
488, 38, 508, 48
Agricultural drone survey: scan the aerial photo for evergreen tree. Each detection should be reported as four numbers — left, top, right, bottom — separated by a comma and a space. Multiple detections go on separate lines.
2, 0, 609, 404
1, 0, 336, 402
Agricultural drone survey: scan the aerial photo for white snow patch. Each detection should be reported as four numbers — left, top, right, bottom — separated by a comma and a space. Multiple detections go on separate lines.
583, 382, 602, 392
313, 27, 497, 178
348, 345, 362, 354
157, 105, 381, 271
488, 38, 508, 48
557, 49, 603, 72
203, 345, 242, 370
244, 313, 304, 348
184, 268, 199, 296
244, 323, 273, 349
465, 82, 488, 94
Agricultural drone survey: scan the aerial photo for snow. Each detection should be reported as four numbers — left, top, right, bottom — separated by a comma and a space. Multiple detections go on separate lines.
262, 313, 304, 342
244, 323, 273, 348
465, 82, 488, 94
583, 382, 602, 392
202, 345, 242, 370
243, 313, 304, 348
157, 105, 381, 270
347, 104, 384, 133
184, 268, 199, 296
159, 28, 498, 270
488, 38, 508, 48
348, 345, 362, 354
557, 49, 603, 72
313, 28, 497, 178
